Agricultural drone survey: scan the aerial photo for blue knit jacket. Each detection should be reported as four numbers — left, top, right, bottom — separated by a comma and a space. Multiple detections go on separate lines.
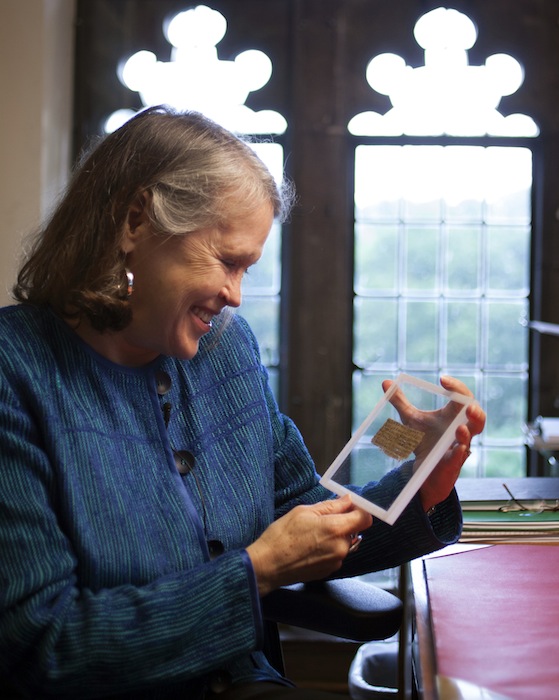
0, 305, 461, 699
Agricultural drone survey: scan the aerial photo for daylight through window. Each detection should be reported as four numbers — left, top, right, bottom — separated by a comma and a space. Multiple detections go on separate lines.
350, 7, 538, 477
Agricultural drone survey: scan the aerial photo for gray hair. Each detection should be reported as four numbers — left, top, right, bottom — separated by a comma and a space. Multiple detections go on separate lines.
14, 106, 294, 331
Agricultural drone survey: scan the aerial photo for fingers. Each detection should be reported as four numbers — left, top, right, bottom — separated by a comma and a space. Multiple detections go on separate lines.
316, 495, 373, 534
247, 496, 373, 595
312, 493, 355, 515
452, 403, 486, 455
298, 496, 372, 565
419, 440, 469, 512
384, 376, 475, 425
309, 494, 372, 527
466, 402, 486, 437
454, 422, 471, 446
381, 379, 413, 421
441, 377, 485, 448
439, 374, 474, 397
452, 439, 472, 465
331, 499, 371, 556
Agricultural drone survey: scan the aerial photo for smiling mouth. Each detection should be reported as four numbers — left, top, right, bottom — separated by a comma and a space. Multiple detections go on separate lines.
192, 307, 215, 327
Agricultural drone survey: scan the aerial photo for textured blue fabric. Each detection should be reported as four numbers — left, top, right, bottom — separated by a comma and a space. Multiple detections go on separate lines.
0, 305, 461, 699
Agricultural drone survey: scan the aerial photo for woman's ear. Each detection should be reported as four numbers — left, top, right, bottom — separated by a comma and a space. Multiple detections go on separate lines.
121, 190, 152, 254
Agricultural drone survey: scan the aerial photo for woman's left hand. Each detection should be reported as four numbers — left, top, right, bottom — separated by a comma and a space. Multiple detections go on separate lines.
382, 375, 486, 513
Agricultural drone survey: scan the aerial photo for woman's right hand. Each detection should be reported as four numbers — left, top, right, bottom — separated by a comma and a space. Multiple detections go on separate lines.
246, 495, 372, 597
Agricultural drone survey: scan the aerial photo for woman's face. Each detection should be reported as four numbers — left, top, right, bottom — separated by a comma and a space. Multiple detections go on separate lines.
115, 199, 274, 366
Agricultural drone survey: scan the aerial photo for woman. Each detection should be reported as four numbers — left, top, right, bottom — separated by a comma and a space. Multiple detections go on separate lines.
0, 106, 485, 699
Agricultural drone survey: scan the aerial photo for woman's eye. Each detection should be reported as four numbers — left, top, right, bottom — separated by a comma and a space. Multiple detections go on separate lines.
222, 259, 250, 275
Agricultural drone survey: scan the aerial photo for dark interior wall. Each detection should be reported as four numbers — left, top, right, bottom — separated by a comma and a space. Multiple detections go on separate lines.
73, 0, 293, 146
74, 0, 559, 472
74, 1, 559, 135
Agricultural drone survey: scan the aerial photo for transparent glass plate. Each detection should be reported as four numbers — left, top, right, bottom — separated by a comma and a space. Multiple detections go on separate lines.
320, 374, 474, 525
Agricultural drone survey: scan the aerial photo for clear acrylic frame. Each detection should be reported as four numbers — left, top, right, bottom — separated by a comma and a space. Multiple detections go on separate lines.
319, 374, 474, 525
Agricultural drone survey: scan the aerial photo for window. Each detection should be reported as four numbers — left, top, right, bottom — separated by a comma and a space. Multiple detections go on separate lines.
74, 1, 559, 475
353, 145, 532, 476
349, 7, 537, 477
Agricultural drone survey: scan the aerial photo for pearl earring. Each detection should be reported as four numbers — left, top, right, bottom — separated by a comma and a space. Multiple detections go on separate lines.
126, 269, 134, 298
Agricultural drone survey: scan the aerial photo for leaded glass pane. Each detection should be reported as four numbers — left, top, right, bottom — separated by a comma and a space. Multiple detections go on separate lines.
483, 448, 525, 478
239, 297, 280, 367
354, 146, 402, 221
240, 144, 283, 378
353, 144, 532, 475
485, 300, 529, 368
445, 225, 482, 293
403, 300, 438, 367
404, 226, 439, 291
352, 371, 387, 429
353, 298, 398, 368
486, 225, 530, 294
484, 148, 532, 224
444, 301, 480, 366
354, 223, 399, 293
243, 220, 281, 295
484, 373, 528, 442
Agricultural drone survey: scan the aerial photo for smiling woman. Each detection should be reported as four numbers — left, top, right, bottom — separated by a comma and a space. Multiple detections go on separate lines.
0, 105, 485, 700
13, 107, 288, 335
107, 194, 274, 365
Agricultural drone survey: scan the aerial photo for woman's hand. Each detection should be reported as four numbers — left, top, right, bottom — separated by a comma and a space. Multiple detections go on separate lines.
246, 495, 372, 597
382, 375, 486, 513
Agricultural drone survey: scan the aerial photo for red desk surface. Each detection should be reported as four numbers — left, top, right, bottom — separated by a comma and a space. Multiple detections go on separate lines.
424, 544, 559, 700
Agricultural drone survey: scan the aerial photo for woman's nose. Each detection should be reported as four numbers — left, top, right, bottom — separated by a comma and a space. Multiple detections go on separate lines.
219, 278, 242, 308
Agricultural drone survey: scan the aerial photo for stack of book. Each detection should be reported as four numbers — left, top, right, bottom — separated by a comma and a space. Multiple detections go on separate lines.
456, 477, 559, 544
